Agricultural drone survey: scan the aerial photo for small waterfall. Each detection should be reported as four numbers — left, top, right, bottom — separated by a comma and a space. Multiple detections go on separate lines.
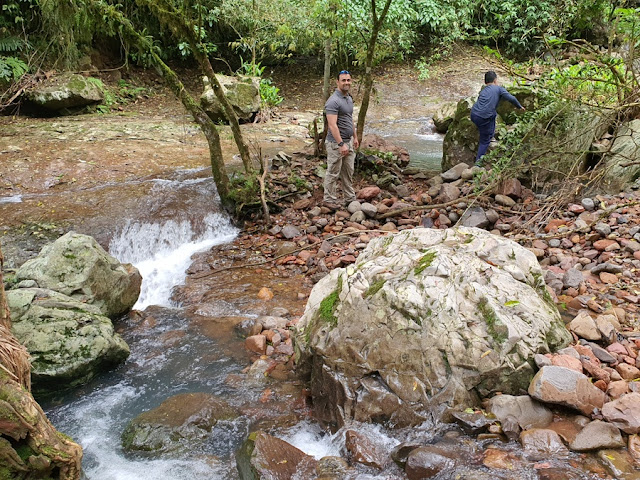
108, 173, 238, 310
110, 213, 237, 309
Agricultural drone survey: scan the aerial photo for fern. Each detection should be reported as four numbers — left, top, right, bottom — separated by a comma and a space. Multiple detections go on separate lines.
0, 36, 25, 53
0, 56, 28, 83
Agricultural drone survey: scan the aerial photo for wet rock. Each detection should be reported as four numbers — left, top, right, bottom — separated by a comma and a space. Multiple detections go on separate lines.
602, 392, 640, 433
481, 447, 520, 470
405, 445, 456, 479
519, 428, 569, 459
528, 366, 605, 415
7, 288, 130, 395
258, 316, 288, 330
487, 394, 553, 430
390, 442, 422, 468
15, 232, 141, 319
597, 449, 639, 480
345, 430, 388, 469
236, 431, 317, 480
316, 456, 350, 479
451, 410, 493, 434
569, 420, 625, 451
257, 287, 274, 300
122, 393, 238, 454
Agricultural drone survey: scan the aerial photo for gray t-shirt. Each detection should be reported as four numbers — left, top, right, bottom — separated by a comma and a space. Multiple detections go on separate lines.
325, 89, 354, 143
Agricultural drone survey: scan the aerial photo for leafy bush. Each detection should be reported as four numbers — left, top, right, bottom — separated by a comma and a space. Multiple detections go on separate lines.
0, 55, 27, 84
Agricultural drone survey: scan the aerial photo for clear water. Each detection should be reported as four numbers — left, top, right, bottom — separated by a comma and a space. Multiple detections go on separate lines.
366, 117, 443, 172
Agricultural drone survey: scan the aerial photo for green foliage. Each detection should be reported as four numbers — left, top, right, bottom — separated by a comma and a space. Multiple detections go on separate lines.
414, 250, 436, 275
364, 278, 386, 298
259, 78, 283, 107
287, 172, 309, 191
0, 55, 27, 83
228, 171, 261, 205
319, 275, 343, 326
414, 52, 441, 81
86, 77, 151, 113
477, 297, 507, 344
471, 0, 611, 56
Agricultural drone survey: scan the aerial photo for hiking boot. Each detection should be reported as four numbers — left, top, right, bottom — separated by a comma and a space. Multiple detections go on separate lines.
322, 201, 340, 211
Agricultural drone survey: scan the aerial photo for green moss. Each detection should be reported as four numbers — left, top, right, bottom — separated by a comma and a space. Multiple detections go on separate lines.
364, 278, 386, 298
477, 298, 507, 344
319, 275, 343, 327
15, 444, 35, 461
382, 236, 393, 248
414, 251, 436, 275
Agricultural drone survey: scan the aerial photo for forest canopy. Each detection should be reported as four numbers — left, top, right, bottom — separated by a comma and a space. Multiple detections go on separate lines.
0, 0, 624, 83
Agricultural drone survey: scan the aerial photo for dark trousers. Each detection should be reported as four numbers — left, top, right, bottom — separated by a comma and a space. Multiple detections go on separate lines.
471, 112, 496, 162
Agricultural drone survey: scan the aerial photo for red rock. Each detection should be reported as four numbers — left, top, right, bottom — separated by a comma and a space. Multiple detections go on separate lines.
634, 251, 640, 261
616, 363, 640, 380
498, 178, 522, 198
357, 186, 381, 201
258, 287, 274, 300
298, 250, 313, 262
593, 379, 607, 391
545, 219, 567, 233
607, 380, 630, 399
569, 204, 585, 214
587, 299, 605, 313
340, 255, 357, 265
593, 239, 619, 251
246, 335, 267, 355
600, 272, 619, 284
607, 343, 628, 355
551, 354, 583, 372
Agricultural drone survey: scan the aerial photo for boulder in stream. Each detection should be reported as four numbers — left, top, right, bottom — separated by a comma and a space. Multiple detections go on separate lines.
122, 393, 239, 455
7, 287, 130, 396
15, 231, 141, 319
235, 431, 317, 480
294, 227, 571, 428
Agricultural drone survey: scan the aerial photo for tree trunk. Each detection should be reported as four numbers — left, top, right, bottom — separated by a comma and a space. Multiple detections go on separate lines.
319, 36, 333, 155
0, 244, 82, 479
93, 1, 232, 206
137, 0, 253, 173
356, 0, 393, 144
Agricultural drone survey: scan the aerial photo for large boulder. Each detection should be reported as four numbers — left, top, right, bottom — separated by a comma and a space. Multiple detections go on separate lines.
201, 74, 260, 123
15, 232, 141, 319
295, 227, 571, 428
442, 98, 478, 170
441, 86, 534, 171
7, 288, 130, 395
601, 120, 640, 192
122, 393, 238, 455
432, 102, 457, 133
25, 73, 104, 113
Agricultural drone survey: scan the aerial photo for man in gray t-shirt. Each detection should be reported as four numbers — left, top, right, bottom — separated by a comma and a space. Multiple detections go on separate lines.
323, 70, 359, 209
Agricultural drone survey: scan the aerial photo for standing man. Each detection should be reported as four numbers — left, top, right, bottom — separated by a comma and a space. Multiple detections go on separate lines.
471, 70, 525, 164
323, 70, 359, 210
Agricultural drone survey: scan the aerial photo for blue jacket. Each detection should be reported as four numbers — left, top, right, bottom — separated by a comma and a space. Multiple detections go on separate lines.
471, 84, 523, 119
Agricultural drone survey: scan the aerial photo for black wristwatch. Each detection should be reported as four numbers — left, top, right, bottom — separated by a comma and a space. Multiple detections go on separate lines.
338, 141, 345, 147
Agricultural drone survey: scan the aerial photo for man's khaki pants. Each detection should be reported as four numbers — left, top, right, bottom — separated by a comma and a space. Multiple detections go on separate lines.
324, 139, 355, 204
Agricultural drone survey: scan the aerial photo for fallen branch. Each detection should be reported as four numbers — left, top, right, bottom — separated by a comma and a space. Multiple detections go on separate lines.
376, 195, 481, 220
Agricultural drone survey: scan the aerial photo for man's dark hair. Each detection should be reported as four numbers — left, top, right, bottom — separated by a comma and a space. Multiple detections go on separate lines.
337, 69, 351, 79
484, 71, 497, 84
